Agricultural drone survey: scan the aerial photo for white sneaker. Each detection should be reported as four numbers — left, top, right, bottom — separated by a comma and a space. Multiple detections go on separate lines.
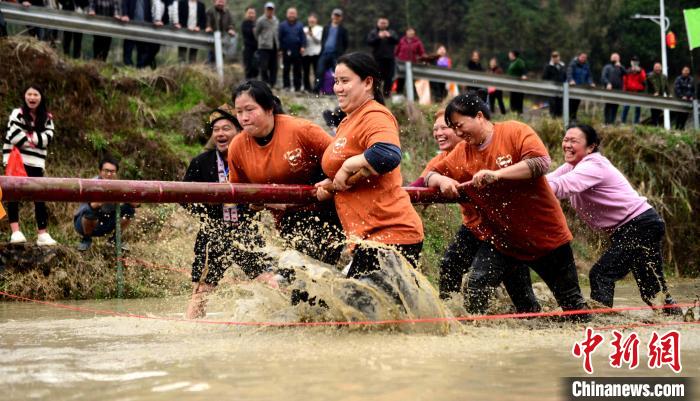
10, 231, 27, 244
36, 232, 58, 246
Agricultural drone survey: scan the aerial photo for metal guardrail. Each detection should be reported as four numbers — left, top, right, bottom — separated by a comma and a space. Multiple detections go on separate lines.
398, 62, 699, 130
0, 2, 225, 80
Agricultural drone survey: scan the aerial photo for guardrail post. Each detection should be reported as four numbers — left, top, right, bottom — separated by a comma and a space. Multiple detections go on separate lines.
693, 99, 699, 131
405, 62, 415, 103
115, 204, 124, 298
562, 82, 569, 127
213, 31, 224, 85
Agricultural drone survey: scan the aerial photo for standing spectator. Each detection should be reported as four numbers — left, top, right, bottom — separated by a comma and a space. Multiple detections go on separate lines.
74, 156, 139, 251
88, 0, 122, 61
467, 50, 483, 72
205, 0, 236, 64
314, 8, 348, 93
3, 85, 57, 246
394, 27, 425, 96
1, 6, 7, 37
241, 6, 258, 78
302, 13, 323, 92
22, 0, 48, 40
177, 0, 206, 64
566, 52, 594, 122
673, 66, 694, 130
542, 51, 566, 117
254, 2, 279, 87
151, 0, 180, 69
428, 45, 451, 103
506, 50, 527, 114
278, 7, 305, 92
487, 57, 506, 115
58, 0, 88, 59
646, 62, 669, 126
366, 17, 399, 98
621, 56, 646, 124
121, 0, 153, 68
600, 52, 626, 124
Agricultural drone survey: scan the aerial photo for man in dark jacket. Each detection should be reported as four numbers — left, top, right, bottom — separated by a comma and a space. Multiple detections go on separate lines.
241, 6, 258, 79
566, 52, 595, 121
646, 62, 669, 126
314, 8, 348, 93
600, 52, 626, 124
177, 0, 207, 63
366, 17, 399, 97
542, 51, 566, 117
673, 66, 695, 130
279, 7, 306, 91
121, 0, 153, 68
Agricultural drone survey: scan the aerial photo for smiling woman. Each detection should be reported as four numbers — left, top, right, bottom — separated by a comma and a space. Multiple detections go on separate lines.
317, 52, 424, 279
426, 92, 589, 318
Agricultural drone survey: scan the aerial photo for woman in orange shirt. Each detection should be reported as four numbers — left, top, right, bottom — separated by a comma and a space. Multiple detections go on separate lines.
230, 80, 343, 264
426, 92, 588, 318
316, 52, 424, 278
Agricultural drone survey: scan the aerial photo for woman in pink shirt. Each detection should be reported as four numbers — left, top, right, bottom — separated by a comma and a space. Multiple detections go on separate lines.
547, 125, 680, 314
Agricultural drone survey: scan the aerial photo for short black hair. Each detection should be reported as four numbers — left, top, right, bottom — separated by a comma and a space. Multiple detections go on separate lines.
232, 80, 285, 114
99, 154, 120, 171
444, 91, 491, 127
567, 124, 600, 152
510, 50, 520, 58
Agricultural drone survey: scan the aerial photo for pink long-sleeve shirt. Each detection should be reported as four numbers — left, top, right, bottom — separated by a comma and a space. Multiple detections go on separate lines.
546, 152, 651, 232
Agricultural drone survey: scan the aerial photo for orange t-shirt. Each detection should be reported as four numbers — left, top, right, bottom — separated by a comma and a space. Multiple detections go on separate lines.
321, 100, 424, 245
420, 151, 449, 178
432, 120, 572, 260
228, 114, 332, 185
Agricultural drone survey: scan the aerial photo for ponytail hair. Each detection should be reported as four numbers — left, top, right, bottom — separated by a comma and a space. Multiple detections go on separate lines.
336, 52, 385, 105
232, 80, 285, 114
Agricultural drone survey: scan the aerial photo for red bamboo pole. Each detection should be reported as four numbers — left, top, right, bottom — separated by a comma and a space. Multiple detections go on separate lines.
0, 176, 460, 204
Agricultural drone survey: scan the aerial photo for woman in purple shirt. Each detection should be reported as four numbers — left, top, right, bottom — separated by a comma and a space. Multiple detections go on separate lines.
547, 124, 680, 314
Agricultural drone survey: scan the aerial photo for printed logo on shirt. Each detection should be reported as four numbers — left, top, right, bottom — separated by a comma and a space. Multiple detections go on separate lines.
333, 138, 347, 154
496, 154, 513, 169
284, 148, 304, 172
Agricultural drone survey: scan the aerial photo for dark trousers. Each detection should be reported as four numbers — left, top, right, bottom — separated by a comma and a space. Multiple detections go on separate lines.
178, 47, 198, 63
621, 105, 641, 124
191, 222, 272, 285
489, 91, 506, 114
673, 112, 689, 130
282, 51, 303, 90
510, 92, 524, 113
62, 31, 83, 59
314, 52, 337, 92
302, 54, 319, 91
604, 103, 619, 124
7, 165, 48, 230
123, 39, 151, 68
243, 47, 259, 79
570, 99, 581, 120
466, 242, 588, 314
93, 35, 112, 61
439, 226, 540, 314
257, 48, 278, 87
431, 81, 447, 103
589, 209, 669, 307
650, 108, 662, 126
376, 57, 395, 98
347, 242, 423, 279
549, 96, 563, 117
278, 207, 345, 265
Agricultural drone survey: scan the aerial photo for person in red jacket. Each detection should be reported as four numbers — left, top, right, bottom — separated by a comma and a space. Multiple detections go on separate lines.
394, 27, 425, 96
621, 56, 646, 124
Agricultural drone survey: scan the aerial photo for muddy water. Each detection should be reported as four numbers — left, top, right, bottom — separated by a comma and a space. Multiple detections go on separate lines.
1, 281, 698, 401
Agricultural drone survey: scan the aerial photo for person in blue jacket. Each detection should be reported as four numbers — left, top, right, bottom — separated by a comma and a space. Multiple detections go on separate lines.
566, 52, 595, 121
278, 7, 306, 91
